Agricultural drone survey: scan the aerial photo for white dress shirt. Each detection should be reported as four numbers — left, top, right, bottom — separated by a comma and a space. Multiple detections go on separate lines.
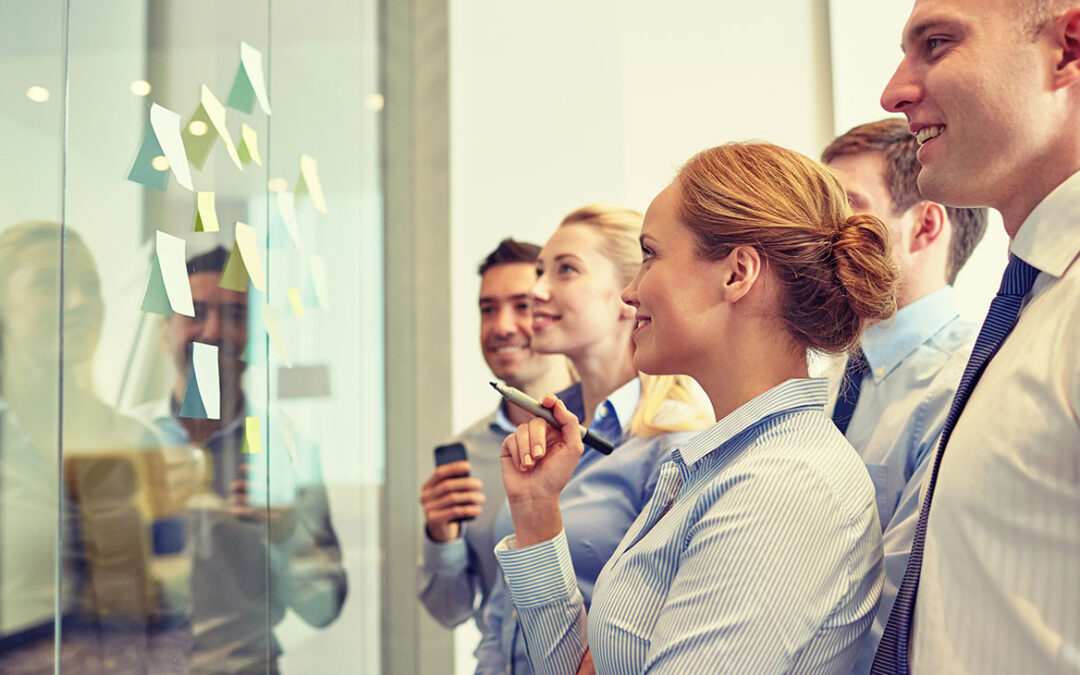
909, 170, 1080, 674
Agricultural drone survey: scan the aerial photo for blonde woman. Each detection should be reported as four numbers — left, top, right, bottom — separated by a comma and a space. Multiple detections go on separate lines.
475, 205, 712, 675
498, 144, 898, 674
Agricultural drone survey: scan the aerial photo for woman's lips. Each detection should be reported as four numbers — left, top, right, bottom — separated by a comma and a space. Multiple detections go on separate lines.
532, 312, 558, 330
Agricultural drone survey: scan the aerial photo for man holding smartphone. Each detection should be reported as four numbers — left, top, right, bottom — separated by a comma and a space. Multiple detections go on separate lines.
418, 239, 574, 639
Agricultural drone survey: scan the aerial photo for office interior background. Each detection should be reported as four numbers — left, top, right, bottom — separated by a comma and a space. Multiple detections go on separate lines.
0, 1, 1008, 673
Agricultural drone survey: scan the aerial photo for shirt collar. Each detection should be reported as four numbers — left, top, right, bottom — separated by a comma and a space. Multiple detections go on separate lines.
593, 377, 642, 437
1011, 168, 1080, 278
860, 285, 959, 382
490, 381, 588, 434
492, 403, 516, 434
676, 378, 828, 468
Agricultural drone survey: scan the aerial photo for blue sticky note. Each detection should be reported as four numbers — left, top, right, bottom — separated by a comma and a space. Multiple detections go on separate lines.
178, 363, 208, 418
127, 123, 170, 190
140, 254, 172, 315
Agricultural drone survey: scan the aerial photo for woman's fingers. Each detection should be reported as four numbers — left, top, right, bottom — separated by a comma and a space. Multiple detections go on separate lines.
545, 394, 582, 448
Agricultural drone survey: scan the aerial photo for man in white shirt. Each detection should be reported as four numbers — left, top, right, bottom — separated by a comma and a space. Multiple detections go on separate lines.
820, 118, 987, 674
874, 0, 1080, 672
417, 239, 573, 643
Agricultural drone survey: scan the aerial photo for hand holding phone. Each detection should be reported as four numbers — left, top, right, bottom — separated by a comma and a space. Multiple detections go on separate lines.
420, 442, 485, 541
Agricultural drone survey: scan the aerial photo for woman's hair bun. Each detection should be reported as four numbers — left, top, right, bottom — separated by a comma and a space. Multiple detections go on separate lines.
833, 212, 898, 326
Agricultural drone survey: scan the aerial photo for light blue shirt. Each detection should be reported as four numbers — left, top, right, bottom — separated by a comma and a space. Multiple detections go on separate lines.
476, 379, 697, 675
824, 286, 977, 674
496, 378, 883, 675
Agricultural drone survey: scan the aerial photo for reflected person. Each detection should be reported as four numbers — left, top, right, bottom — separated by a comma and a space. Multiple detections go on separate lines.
133, 245, 347, 673
0, 221, 159, 670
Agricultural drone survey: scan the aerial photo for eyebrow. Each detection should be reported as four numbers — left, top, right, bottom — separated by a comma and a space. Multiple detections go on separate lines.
479, 293, 530, 305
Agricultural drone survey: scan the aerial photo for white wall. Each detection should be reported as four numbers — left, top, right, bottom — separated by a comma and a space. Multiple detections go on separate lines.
450, 0, 835, 433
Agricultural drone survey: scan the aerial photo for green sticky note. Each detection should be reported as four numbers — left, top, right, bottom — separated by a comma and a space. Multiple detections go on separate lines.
194, 192, 219, 232
220, 244, 250, 291
181, 106, 216, 169
178, 363, 208, 418
238, 123, 262, 166
227, 68, 256, 114
242, 417, 262, 454
227, 42, 271, 115
127, 123, 170, 190
140, 254, 172, 315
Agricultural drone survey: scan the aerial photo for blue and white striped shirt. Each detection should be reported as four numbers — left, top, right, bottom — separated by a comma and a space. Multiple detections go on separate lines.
495, 378, 883, 674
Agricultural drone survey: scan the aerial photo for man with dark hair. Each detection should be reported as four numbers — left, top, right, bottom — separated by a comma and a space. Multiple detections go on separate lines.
820, 118, 988, 674
134, 245, 346, 673
417, 238, 573, 656
872, 0, 1080, 671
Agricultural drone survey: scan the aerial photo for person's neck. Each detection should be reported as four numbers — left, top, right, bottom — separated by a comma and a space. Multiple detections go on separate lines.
172, 381, 244, 444
504, 361, 574, 427
896, 277, 946, 311
999, 152, 1080, 238
569, 345, 637, 427
696, 330, 807, 423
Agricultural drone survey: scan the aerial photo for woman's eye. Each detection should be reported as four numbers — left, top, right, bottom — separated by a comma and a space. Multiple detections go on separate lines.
641, 247, 655, 261
559, 263, 576, 275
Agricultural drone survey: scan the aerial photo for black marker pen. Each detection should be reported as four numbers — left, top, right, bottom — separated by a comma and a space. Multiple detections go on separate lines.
490, 381, 615, 455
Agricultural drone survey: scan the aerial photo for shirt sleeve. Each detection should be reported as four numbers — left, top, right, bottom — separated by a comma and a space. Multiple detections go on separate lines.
641, 460, 882, 674
473, 576, 509, 675
418, 532, 483, 629
494, 530, 588, 675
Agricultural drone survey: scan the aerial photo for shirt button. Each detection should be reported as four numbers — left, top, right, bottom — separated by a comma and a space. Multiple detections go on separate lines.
875, 368, 884, 377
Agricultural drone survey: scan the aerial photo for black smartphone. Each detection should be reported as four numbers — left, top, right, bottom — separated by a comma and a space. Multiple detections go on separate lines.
433, 442, 473, 523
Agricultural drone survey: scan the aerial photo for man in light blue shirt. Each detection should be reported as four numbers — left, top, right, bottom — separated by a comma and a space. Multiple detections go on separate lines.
820, 118, 988, 673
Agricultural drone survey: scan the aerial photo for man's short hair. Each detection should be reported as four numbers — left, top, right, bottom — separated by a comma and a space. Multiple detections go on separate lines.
187, 246, 231, 276
478, 238, 542, 276
822, 118, 989, 284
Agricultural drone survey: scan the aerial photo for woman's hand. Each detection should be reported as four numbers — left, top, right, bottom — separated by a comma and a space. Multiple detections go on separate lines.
500, 394, 584, 546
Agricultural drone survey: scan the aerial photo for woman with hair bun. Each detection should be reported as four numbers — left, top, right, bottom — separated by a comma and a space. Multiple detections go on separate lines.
495, 142, 898, 674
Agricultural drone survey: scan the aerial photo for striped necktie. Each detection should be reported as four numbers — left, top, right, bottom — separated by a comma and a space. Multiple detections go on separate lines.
832, 348, 869, 436
871, 255, 1041, 674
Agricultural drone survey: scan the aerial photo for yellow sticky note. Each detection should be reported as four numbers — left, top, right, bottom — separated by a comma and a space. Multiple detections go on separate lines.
220, 222, 265, 292
182, 85, 243, 171
276, 407, 299, 472
238, 123, 262, 166
242, 416, 262, 454
262, 304, 292, 368
287, 287, 305, 317
194, 192, 220, 232
296, 154, 328, 214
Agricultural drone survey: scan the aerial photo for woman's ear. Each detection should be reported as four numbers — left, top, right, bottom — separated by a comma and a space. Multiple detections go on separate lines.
719, 246, 762, 303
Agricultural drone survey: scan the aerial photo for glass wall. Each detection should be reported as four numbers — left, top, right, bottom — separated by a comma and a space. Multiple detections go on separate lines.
0, 1, 382, 672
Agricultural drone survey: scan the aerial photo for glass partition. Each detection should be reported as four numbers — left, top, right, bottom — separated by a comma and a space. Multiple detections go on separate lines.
0, 1, 382, 672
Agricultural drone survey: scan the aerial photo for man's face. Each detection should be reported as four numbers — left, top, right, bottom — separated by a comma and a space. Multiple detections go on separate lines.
479, 262, 552, 386
827, 151, 918, 293
880, 0, 1057, 214
161, 271, 249, 388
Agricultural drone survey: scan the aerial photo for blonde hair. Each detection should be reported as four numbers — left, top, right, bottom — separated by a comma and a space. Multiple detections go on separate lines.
559, 204, 714, 437
676, 142, 898, 354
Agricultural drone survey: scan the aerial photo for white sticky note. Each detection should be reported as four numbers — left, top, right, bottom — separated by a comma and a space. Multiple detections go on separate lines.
261, 304, 292, 368
157, 231, 195, 316
235, 221, 265, 291
200, 84, 243, 170
275, 191, 302, 249
241, 42, 272, 115
310, 253, 329, 310
298, 154, 328, 214
194, 192, 220, 232
238, 123, 262, 166
149, 103, 194, 191
192, 342, 221, 420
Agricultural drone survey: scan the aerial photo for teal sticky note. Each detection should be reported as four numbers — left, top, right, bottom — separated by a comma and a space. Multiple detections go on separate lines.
140, 254, 172, 315
227, 67, 256, 114
127, 123, 170, 190
178, 363, 208, 418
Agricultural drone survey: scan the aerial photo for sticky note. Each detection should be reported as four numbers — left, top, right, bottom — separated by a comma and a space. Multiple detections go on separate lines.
127, 122, 170, 190
287, 287, 305, 317
220, 222, 265, 292
182, 84, 243, 171
296, 154, 328, 214
275, 191, 302, 249
149, 103, 194, 191
276, 408, 299, 471
141, 231, 195, 316
237, 123, 262, 166
309, 253, 329, 310
193, 192, 220, 232
242, 417, 262, 454
227, 42, 272, 115
278, 364, 331, 399
179, 342, 220, 420
261, 304, 292, 368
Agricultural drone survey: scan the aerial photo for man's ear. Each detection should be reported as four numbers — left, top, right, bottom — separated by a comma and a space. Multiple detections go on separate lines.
1051, 7, 1080, 89
909, 201, 947, 253
719, 245, 762, 304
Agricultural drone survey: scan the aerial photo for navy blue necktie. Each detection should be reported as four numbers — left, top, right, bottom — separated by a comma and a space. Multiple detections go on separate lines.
832, 348, 869, 435
871, 255, 1040, 674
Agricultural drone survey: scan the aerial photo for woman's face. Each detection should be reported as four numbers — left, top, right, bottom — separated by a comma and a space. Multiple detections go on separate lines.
530, 224, 634, 359
2, 240, 104, 365
622, 184, 728, 378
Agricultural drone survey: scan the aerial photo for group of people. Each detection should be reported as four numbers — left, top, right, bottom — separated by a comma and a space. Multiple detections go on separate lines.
0, 231, 346, 673
419, 0, 1080, 672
